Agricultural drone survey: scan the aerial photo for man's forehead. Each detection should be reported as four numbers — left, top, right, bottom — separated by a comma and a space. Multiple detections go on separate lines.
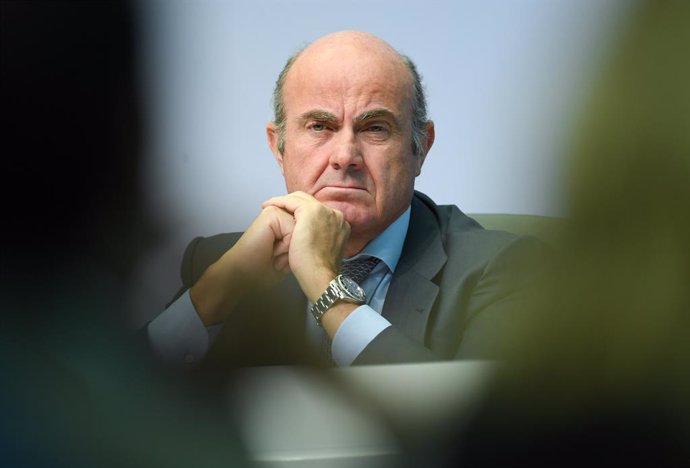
283, 57, 412, 119
287, 56, 408, 88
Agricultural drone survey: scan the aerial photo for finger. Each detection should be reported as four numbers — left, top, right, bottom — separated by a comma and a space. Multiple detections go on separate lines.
262, 190, 315, 205
273, 233, 291, 257
273, 253, 290, 273
263, 205, 296, 240
262, 191, 317, 214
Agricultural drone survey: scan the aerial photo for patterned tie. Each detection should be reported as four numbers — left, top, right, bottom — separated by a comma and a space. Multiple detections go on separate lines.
339, 256, 381, 284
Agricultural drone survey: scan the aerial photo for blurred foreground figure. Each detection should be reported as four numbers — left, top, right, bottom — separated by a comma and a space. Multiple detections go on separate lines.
440, 1, 690, 466
1, 2, 247, 466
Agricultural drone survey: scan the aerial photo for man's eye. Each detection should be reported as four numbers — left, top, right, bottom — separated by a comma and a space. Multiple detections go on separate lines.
366, 124, 388, 133
309, 123, 327, 132
364, 124, 389, 136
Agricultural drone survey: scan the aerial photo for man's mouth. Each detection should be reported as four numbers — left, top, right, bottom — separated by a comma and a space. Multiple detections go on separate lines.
321, 184, 366, 191
315, 185, 368, 200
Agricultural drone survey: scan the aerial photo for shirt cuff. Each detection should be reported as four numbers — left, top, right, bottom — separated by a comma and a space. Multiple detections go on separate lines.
331, 305, 392, 367
147, 290, 220, 367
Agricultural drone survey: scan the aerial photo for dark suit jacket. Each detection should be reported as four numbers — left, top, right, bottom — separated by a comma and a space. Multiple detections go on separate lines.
171, 191, 549, 368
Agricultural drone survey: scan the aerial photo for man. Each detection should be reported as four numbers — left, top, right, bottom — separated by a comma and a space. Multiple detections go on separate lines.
147, 30, 546, 368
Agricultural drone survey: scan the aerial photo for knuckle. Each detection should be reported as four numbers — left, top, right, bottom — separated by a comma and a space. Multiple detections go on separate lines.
262, 205, 283, 219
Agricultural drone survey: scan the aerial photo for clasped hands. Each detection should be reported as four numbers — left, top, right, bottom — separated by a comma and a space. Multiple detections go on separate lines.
190, 192, 351, 329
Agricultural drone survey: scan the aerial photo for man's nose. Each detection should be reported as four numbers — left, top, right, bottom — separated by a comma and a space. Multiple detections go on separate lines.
329, 129, 362, 170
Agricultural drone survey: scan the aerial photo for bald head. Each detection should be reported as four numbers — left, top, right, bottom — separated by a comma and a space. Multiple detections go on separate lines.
309, 29, 397, 49
271, 30, 430, 158
297, 30, 407, 75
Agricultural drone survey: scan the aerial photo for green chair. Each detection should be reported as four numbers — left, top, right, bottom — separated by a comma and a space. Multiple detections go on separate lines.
469, 213, 565, 246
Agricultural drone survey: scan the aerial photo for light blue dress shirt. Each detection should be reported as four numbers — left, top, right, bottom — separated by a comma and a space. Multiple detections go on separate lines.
317, 208, 410, 366
148, 208, 410, 367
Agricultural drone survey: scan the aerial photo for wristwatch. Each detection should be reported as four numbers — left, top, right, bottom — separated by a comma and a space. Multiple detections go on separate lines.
310, 274, 366, 325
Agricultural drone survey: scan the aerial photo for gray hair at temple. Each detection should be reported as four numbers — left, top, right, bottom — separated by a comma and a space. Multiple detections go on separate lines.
271, 48, 430, 159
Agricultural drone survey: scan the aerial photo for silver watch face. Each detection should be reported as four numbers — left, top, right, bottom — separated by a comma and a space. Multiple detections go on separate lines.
337, 275, 365, 302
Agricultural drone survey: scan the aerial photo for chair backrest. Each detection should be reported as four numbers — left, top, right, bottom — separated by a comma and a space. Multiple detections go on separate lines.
469, 213, 565, 246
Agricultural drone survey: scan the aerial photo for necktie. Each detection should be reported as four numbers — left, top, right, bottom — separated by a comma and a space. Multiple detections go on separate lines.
339, 256, 381, 284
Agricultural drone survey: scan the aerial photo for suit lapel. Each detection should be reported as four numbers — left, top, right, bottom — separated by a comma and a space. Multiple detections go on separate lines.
382, 194, 447, 344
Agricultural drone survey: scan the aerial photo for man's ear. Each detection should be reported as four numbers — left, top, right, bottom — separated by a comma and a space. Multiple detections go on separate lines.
266, 122, 284, 175
415, 120, 435, 176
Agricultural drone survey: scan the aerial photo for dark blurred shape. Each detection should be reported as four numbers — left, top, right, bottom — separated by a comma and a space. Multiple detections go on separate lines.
2, 0, 144, 279
438, 1, 690, 466
1, 2, 247, 466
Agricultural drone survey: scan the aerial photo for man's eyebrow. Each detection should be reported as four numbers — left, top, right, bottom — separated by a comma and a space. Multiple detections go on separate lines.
355, 109, 401, 128
299, 110, 338, 123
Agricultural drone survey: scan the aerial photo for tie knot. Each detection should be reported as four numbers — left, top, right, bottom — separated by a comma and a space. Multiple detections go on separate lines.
339, 256, 381, 284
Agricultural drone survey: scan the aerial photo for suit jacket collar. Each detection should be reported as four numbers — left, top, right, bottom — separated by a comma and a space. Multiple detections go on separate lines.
381, 192, 447, 343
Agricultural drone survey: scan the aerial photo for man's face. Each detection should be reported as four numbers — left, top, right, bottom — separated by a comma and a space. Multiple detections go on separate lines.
268, 35, 431, 246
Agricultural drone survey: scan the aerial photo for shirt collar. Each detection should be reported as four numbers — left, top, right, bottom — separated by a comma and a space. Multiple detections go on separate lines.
345, 206, 410, 274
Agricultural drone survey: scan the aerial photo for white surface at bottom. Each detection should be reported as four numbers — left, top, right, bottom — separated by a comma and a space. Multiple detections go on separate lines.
230, 361, 494, 468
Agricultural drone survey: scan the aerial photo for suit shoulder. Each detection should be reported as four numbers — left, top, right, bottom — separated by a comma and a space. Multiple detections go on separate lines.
429, 199, 518, 245
412, 191, 523, 266
434, 201, 545, 269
